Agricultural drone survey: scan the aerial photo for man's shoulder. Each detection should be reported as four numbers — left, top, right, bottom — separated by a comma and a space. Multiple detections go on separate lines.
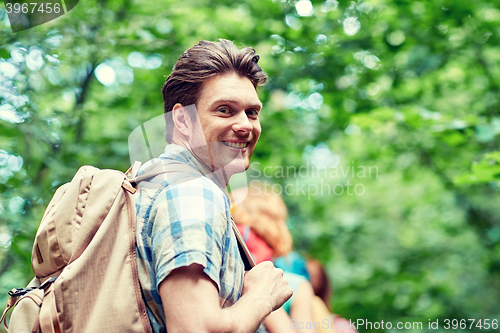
137, 168, 228, 216
167, 173, 228, 205
136, 166, 231, 242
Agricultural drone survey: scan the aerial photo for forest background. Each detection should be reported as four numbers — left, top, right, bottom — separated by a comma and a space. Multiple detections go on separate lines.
1, 0, 500, 332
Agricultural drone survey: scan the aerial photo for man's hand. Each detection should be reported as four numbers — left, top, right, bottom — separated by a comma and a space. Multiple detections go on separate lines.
242, 261, 293, 314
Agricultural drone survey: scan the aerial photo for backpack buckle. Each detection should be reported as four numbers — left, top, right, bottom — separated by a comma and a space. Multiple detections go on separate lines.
39, 276, 58, 290
8, 288, 36, 298
7, 275, 57, 298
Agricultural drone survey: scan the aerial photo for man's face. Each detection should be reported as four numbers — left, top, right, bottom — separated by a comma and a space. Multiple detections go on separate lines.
189, 72, 262, 178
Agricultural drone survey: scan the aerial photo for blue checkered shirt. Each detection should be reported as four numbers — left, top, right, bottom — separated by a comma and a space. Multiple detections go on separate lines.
135, 144, 245, 333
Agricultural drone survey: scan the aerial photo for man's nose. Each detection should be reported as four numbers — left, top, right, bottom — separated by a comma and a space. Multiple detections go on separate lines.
232, 111, 253, 133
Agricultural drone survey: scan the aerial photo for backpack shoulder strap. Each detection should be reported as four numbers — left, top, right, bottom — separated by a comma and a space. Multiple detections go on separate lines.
231, 218, 255, 271
131, 161, 201, 184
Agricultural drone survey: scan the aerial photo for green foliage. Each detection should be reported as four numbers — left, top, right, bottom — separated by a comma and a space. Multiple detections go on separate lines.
1, 0, 500, 331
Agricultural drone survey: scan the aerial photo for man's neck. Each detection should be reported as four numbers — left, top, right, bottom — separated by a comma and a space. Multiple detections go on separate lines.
169, 140, 231, 189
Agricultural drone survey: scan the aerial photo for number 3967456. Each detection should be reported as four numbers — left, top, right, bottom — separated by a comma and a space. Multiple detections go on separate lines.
5, 2, 61, 14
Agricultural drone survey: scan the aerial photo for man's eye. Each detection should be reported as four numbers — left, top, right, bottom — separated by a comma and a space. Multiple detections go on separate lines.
246, 109, 259, 118
218, 107, 231, 114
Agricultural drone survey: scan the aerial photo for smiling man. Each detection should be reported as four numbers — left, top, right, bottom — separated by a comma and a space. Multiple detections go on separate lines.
135, 39, 292, 333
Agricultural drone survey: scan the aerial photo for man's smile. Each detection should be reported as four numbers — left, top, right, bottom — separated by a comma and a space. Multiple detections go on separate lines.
222, 141, 250, 149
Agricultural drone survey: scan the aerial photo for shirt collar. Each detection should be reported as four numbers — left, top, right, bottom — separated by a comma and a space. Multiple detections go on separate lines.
159, 144, 228, 193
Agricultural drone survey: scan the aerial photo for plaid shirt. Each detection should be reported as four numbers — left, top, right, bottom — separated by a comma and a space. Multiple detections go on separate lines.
135, 144, 245, 333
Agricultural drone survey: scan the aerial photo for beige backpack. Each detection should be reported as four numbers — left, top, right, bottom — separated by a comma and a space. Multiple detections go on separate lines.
1, 162, 254, 333
1, 163, 152, 333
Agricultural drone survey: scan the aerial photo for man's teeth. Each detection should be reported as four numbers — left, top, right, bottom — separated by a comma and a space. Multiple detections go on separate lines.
223, 141, 248, 148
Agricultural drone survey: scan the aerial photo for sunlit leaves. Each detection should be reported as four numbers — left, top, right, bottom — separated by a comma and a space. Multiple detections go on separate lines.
1, 0, 500, 329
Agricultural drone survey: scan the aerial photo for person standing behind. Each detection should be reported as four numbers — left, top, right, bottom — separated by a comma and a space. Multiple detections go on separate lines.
231, 183, 318, 333
306, 260, 358, 333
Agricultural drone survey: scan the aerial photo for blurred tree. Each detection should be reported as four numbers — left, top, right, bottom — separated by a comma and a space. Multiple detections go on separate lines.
1, 0, 500, 331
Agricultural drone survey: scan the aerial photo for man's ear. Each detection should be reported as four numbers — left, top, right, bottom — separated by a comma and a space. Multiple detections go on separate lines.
172, 103, 192, 138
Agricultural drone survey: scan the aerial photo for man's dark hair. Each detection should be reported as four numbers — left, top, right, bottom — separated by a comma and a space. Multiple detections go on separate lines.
162, 39, 268, 142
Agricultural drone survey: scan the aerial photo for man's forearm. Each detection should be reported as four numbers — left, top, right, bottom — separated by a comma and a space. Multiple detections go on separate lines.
161, 263, 291, 333
213, 292, 272, 333
161, 264, 272, 333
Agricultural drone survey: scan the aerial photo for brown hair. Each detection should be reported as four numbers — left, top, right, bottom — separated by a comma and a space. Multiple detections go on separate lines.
306, 259, 333, 309
230, 183, 292, 258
